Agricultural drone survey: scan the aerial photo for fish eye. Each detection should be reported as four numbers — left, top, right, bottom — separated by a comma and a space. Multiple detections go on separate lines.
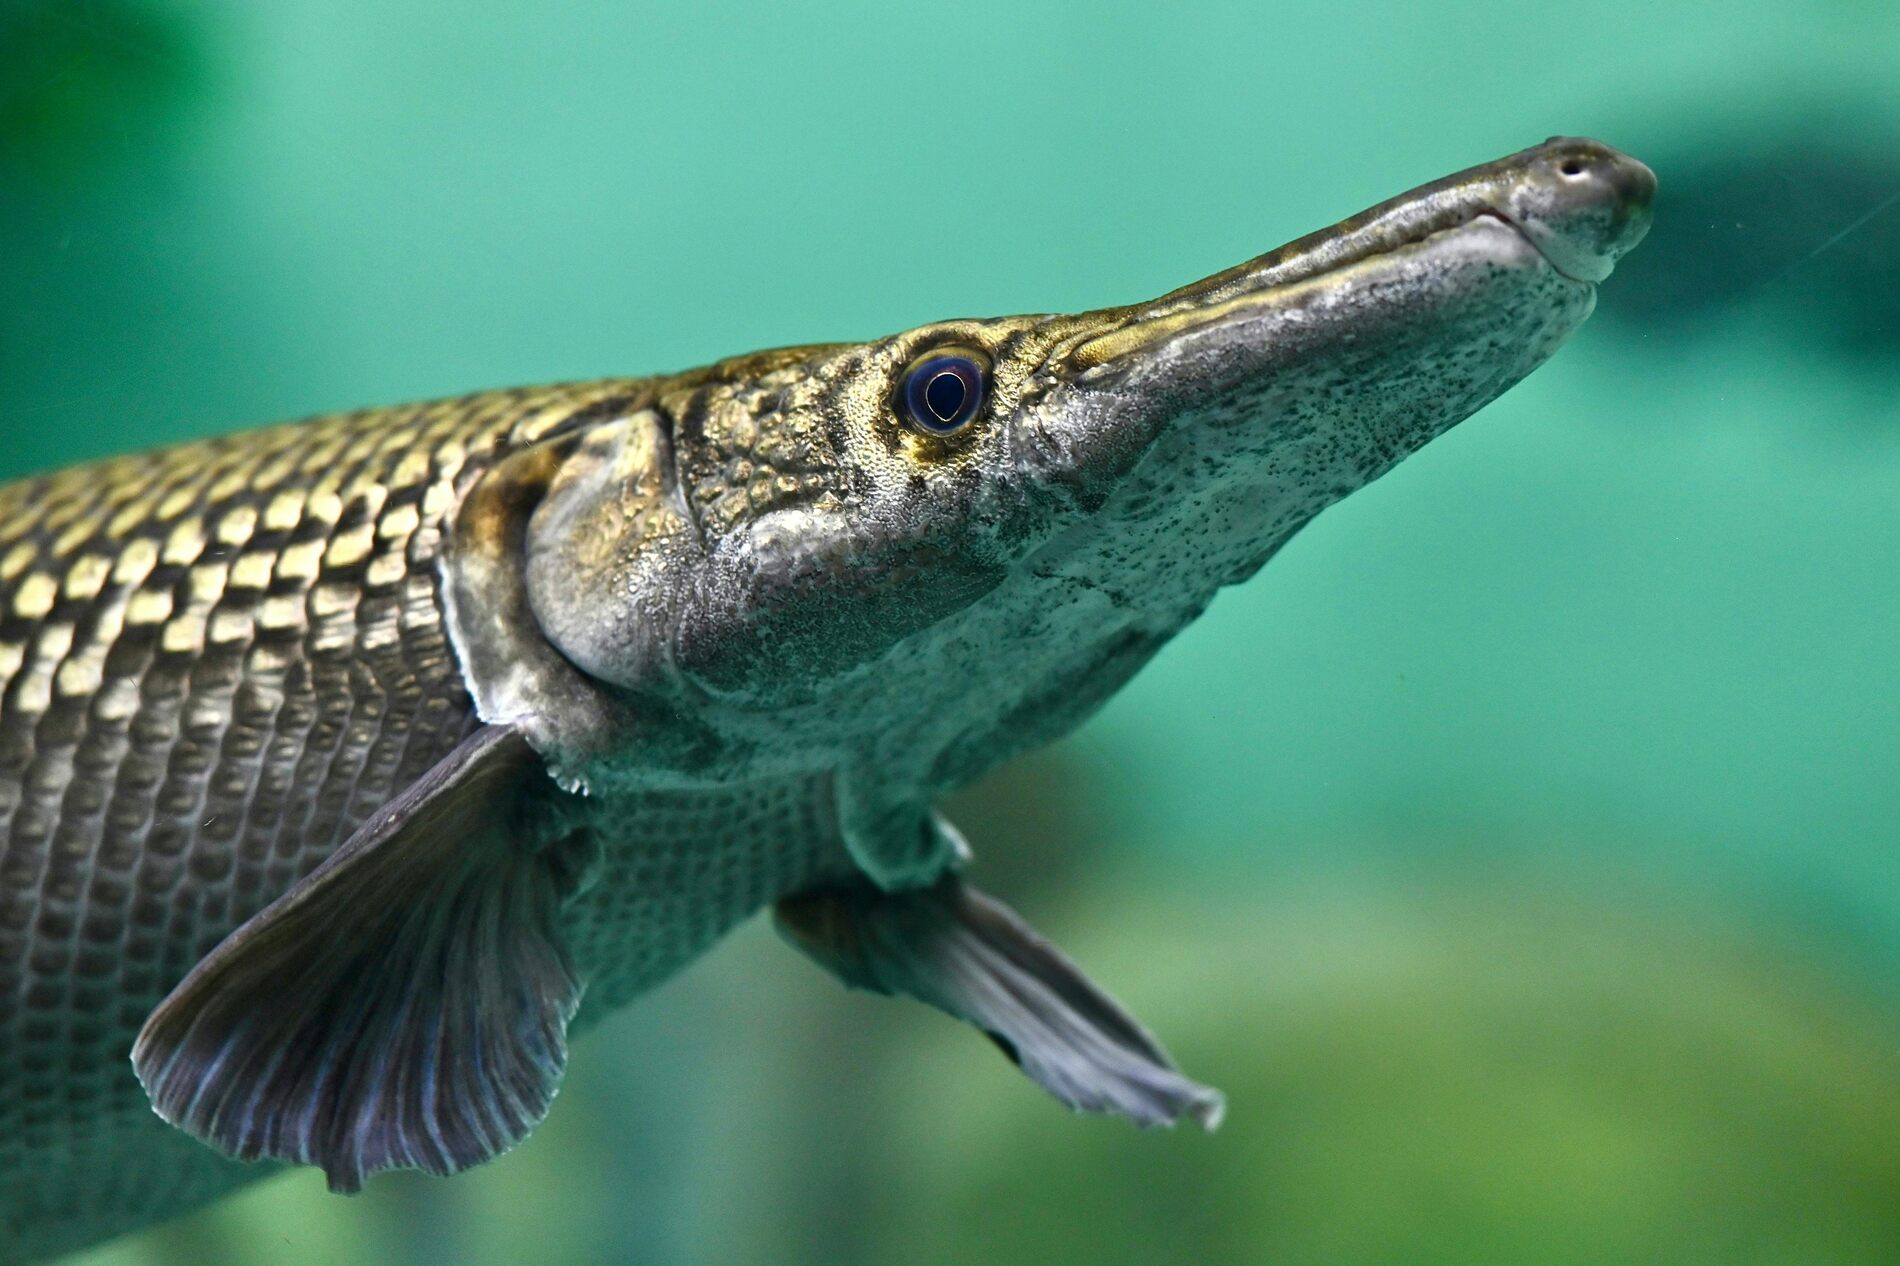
897, 349, 989, 436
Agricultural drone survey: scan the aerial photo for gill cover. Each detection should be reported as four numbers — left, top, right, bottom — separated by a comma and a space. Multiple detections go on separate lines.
441, 411, 692, 784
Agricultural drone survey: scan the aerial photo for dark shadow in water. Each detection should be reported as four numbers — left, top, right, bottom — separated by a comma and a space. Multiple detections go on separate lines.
0, 0, 203, 184
0, 1, 284, 480
942, 745, 1116, 898
1605, 117, 1900, 364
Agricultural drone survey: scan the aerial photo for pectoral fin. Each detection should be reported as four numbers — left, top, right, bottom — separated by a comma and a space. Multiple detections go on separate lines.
132, 724, 589, 1193
776, 875, 1224, 1130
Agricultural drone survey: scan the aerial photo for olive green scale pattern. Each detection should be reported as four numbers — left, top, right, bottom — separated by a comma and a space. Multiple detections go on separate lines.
0, 382, 851, 1264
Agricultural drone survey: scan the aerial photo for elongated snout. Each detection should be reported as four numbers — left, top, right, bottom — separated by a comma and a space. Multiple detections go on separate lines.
1499, 137, 1656, 283
1017, 137, 1655, 508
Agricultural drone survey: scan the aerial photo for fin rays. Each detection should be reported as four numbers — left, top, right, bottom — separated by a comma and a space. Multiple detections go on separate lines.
133, 726, 584, 1193
777, 875, 1224, 1131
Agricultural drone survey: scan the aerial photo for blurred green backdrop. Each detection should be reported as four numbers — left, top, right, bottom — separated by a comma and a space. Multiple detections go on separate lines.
4, 0, 1900, 1262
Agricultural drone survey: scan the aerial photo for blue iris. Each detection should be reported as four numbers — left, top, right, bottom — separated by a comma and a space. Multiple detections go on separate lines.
900, 352, 987, 435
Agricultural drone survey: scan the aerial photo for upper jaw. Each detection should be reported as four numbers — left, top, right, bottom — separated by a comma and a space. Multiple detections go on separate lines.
1004, 139, 1653, 500
1058, 136, 1655, 373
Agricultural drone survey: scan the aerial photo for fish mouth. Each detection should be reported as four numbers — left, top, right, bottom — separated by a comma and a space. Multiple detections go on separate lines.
1060, 137, 1655, 372
1480, 211, 1595, 284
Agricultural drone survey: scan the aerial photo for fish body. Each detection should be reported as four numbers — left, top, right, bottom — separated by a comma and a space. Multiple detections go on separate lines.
0, 384, 862, 1258
0, 139, 1653, 1262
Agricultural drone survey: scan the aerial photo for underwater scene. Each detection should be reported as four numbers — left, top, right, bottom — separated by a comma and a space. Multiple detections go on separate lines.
3, 0, 1899, 1262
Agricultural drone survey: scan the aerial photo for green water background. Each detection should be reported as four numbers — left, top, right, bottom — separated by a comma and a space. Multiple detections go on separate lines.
4, 0, 1899, 1261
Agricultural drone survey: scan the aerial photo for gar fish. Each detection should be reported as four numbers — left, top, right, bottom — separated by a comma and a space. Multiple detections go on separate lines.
0, 137, 1653, 1263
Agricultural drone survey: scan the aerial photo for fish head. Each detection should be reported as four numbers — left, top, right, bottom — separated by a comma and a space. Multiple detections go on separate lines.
525, 139, 1653, 781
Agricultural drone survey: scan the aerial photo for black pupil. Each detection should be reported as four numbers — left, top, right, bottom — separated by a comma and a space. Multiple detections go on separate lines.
924, 369, 967, 422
